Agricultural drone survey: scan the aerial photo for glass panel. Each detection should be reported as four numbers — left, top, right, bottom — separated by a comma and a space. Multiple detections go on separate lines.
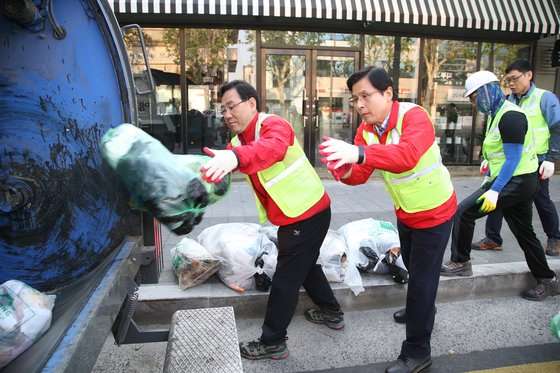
185, 30, 256, 153
421, 39, 478, 164
493, 43, 531, 89
124, 28, 182, 152
398, 37, 420, 103
315, 55, 356, 165
261, 31, 359, 48
364, 35, 394, 73
477, 42, 531, 162
263, 54, 307, 147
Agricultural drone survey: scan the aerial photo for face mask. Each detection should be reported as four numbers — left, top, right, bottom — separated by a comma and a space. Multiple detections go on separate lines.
476, 82, 504, 115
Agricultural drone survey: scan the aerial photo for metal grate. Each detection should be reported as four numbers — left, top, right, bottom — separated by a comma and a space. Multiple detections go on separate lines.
163, 307, 243, 373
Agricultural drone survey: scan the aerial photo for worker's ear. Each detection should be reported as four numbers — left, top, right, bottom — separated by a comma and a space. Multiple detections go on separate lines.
384, 86, 394, 101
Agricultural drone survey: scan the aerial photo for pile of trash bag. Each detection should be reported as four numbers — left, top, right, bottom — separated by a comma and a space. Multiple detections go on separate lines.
170, 238, 221, 289
338, 218, 408, 284
101, 123, 230, 235
0, 280, 56, 368
198, 223, 277, 292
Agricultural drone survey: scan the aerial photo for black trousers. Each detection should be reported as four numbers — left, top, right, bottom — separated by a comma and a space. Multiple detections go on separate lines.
398, 218, 452, 359
485, 168, 560, 245
450, 172, 555, 280
260, 207, 341, 344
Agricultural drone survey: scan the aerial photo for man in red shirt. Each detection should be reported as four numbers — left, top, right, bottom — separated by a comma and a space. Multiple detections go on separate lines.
201, 80, 343, 361
320, 67, 457, 373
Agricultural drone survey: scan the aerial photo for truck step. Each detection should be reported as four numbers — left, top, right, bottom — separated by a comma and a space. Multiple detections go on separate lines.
163, 307, 243, 373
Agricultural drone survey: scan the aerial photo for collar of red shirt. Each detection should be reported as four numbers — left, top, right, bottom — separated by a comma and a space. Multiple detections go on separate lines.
362, 100, 400, 142
238, 112, 260, 144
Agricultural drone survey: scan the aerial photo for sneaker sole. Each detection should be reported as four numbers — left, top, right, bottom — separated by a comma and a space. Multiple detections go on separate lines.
472, 246, 502, 251
413, 360, 432, 373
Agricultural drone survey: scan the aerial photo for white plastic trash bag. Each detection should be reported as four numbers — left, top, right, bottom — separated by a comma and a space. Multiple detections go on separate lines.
0, 280, 56, 368
338, 219, 408, 283
170, 238, 220, 289
198, 223, 278, 293
318, 230, 347, 283
318, 230, 364, 296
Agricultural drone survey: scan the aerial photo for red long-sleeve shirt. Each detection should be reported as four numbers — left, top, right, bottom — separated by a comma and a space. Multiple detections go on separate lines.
343, 100, 457, 229
228, 112, 330, 226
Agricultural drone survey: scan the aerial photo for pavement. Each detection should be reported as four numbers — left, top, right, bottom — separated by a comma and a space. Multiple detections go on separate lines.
91, 174, 560, 372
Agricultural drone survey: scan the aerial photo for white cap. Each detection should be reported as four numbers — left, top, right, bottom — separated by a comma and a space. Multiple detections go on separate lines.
464, 71, 499, 97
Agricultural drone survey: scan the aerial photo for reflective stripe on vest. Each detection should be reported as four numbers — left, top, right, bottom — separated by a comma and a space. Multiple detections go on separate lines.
231, 113, 324, 223
516, 88, 549, 155
362, 102, 454, 213
482, 100, 538, 180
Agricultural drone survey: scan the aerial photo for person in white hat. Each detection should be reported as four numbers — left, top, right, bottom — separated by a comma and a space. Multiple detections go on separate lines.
441, 70, 559, 301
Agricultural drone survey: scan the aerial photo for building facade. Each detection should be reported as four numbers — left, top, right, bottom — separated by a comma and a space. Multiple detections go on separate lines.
111, 0, 560, 166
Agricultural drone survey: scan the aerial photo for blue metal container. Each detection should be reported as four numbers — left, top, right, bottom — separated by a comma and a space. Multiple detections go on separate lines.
0, 0, 137, 291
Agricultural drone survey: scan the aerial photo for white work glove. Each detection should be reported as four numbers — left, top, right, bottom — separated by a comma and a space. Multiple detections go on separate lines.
200, 147, 238, 183
539, 160, 555, 180
319, 137, 360, 169
477, 189, 499, 213
480, 159, 489, 175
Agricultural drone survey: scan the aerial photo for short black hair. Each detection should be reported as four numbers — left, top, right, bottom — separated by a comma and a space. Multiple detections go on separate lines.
505, 59, 533, 74
347, 66, 393, 94
219, 80, 260, 111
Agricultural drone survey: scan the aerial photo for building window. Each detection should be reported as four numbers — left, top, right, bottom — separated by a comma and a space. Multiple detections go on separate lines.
124, 28, 182, 153
185, 29, 256, 153
420, 39, 478, 164
398, 37, 420, 103
261, 32, 359, 48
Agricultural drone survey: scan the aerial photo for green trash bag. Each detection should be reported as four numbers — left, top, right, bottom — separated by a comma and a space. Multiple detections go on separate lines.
101, 123, 230, 235
551, 312, 560, 340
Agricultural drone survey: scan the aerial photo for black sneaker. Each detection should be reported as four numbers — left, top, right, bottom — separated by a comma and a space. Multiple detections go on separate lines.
521, 276, 560, 301
440, 260, 473, 277
239, 339, 289, 360
304, 308, 345, 330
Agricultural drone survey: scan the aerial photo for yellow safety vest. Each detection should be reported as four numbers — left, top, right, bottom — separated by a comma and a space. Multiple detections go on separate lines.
513, 88, 549, 155
482, 100, 538, 180
362, 102, 454, 213
231, 113, 324, 224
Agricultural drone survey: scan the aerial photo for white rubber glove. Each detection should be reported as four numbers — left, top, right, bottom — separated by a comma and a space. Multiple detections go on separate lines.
319, 137, 360, 169
200, 147, 238, 183
539, 160, 555, 180
480, 159, 489, 175
477, 190, 499, 213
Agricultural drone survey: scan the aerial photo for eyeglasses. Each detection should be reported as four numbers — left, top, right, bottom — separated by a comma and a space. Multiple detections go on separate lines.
504, 73, 525, 85
349, 90, 381, 108
220, 99, 248, 115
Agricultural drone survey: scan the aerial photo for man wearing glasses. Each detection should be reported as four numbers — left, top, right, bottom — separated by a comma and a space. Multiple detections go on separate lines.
201, 80, 343, 361
320, 67, 457, 373
472, 59, 560, 257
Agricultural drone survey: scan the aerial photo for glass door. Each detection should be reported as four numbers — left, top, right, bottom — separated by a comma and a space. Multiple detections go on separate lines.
261, 48, 358, 165
261, 49, 311, 155
311, 50, 359, 165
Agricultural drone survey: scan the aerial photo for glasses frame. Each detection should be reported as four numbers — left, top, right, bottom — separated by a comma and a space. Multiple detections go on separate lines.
348, 90, 380, 108
504, 73, 525, 85
220, 99, 249, 116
